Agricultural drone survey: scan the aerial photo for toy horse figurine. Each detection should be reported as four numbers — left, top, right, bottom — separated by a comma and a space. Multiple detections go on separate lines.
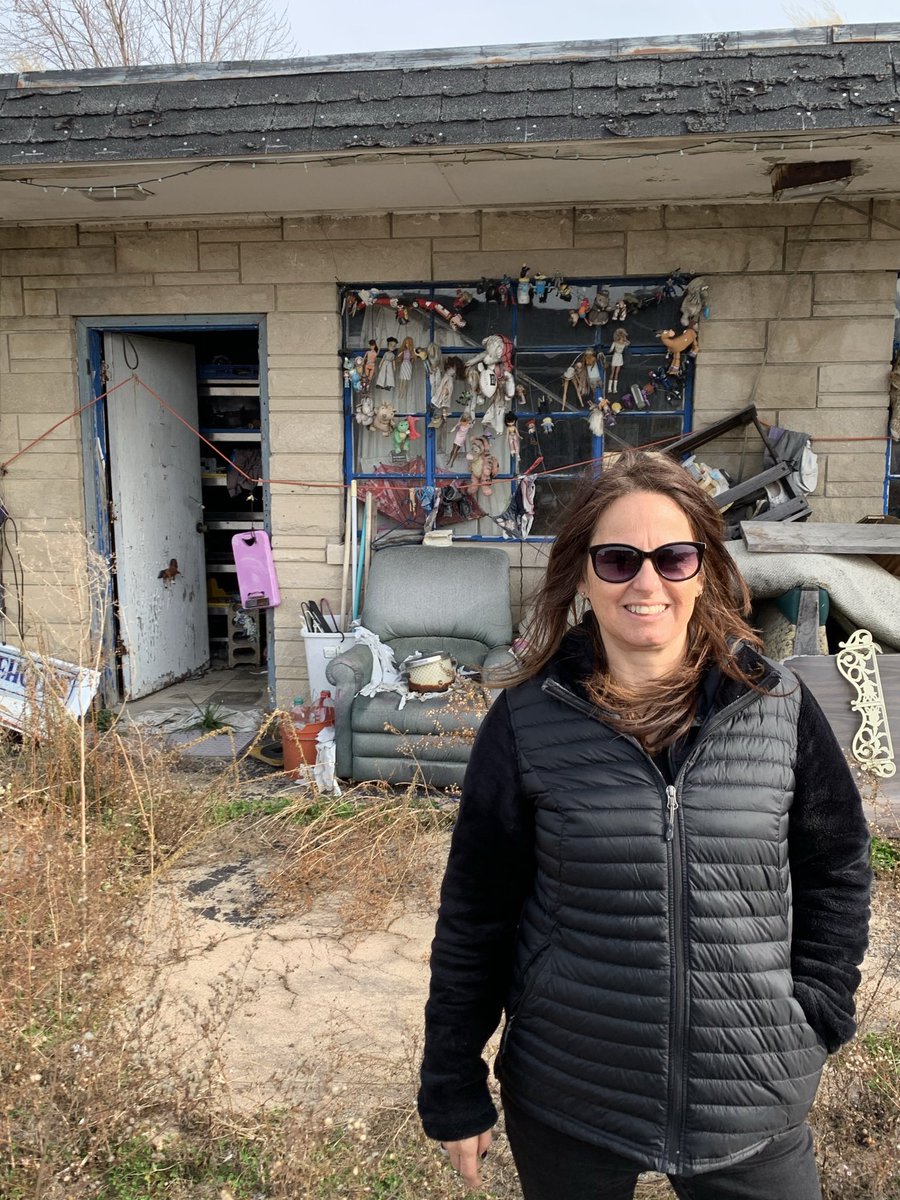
657, 327, 699, 375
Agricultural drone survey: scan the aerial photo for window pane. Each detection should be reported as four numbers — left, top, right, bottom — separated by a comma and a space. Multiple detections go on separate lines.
605, 412, 685, 453
888, 479, 900, 519
890, 439, 900, 477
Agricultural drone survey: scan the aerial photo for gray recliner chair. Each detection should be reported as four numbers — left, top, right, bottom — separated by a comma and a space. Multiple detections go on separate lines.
325, 545, 513, 786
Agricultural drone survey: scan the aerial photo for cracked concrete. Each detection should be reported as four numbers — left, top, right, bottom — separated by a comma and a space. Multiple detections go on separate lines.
132, 821, 446, 1114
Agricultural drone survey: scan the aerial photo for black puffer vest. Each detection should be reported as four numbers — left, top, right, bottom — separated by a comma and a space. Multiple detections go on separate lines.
496, 649, 826, 1176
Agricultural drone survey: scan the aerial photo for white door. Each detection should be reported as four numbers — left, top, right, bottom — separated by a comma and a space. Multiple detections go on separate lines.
104, 333, 209, 699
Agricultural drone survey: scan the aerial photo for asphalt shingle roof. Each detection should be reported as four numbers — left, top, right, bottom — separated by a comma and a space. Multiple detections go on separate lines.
1, 27, 899, 167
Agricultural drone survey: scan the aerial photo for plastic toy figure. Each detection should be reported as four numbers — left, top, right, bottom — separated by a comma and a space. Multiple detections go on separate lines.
608, 329, 630, 394
658, 327, 699, 374
375, 337, 397, 390
364, 339, 379, 384
448, 411, 474, 467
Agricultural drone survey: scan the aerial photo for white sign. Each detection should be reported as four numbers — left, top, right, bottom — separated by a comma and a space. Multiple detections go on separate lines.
0, 643, 100, 733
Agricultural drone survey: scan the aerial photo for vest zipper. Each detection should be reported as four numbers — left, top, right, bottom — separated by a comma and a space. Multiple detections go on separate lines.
542, 674, 769, 1171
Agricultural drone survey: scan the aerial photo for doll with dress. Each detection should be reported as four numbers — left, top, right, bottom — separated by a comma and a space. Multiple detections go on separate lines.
447, 410, 474, 467
395, 336, 416, 405
608, 328, 630, 394
375, 337, 397, 390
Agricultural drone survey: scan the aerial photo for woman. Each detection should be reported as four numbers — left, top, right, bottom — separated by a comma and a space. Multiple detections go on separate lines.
418, 452, 871, 1200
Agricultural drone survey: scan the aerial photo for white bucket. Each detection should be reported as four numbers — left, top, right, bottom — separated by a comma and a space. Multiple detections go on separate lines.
301, 630, 346, 699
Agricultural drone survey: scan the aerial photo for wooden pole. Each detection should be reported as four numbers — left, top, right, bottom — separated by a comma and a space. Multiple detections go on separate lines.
349, 479, 359, 626
339, 483, 353, 632
363, 491, 374, 601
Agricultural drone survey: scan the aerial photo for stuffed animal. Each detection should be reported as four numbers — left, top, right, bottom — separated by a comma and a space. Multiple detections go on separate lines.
354, 392, 374, 427
680, 277, 709, 327
465, 334, 516, 405
372, 400, 395, 436
465, 436, 499, 497
658, 327, 699, 375
391, 417, 411, 455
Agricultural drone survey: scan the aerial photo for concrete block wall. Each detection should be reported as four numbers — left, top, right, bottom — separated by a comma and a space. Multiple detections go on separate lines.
0, 198, 896, 698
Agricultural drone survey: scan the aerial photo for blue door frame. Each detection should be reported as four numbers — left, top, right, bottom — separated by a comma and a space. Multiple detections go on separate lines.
76, 314, 272, 705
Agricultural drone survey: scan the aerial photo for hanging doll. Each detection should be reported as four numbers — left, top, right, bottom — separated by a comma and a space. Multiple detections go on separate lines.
587, 401, 606, 438
364, 340, 379, 386
448, 410, 474, 467
568, 295, 591, 327
538, 398, 554, 434
517, 265, 532, 306
586, 288, 614, 327
465, 334, 516, 406
494, 474, 536, 539
553, 274, 571, 302
395, 336, 416, 405
608, 328, 630, 394
611, 297, 628, 323
465, 436, 499, 498
498, 275, 514, 306
482, 395, 509, 438
562, 356, 589, 408
504, 410, 521, 458
533, 273, 549, 303
429, 366, 456, 428
680, 276, 709, 327
343, 356, 363, 394
354, 392, 374, 427
375, 337, 397, 390
583, 347, 603, 395
372, 400, 395, 436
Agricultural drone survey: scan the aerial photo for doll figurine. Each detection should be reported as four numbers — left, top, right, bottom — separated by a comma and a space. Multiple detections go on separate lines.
538, 398, 554, 434
372, 400, 395, 436
583, 347, 603, 394
504, 410, 521, 457
562, 357, 589, 408
517, 265, 532, 306
465, 436, 499, 498
611, 298, 628, 323
395, 336, 416, 404
429, 366, 456, 428
554, 274, 571, 302
533, 273, 549, 303
447, 410, 474, 468
375, 337, 397, 390
568, 296, 591, 327
586, 288, 613, 327
364, 339, 379, 385
482, 395, 509, 438
343, 356, 362, 394
608, 328, 630, 394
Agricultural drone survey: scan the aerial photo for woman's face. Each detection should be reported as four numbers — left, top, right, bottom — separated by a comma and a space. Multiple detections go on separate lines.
581, 491, 703, 675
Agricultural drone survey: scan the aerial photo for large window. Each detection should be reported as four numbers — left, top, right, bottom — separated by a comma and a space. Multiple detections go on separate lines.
340, 276, 696, 539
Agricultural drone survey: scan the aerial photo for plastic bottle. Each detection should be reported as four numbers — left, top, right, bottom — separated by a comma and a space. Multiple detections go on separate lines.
291, 696, 309, 726
320, 690, 335, 726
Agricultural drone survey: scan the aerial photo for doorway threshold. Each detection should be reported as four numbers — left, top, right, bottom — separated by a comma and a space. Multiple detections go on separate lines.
122, 665, 268, 758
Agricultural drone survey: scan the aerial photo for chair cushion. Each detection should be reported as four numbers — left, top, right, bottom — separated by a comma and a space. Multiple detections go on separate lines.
351, 690, 483, 737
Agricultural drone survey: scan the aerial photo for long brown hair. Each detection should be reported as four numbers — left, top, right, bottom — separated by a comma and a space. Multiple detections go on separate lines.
505, 452, 763, 752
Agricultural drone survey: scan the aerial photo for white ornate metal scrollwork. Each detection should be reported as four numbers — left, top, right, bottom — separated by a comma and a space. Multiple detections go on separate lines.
836, 629, 896, 778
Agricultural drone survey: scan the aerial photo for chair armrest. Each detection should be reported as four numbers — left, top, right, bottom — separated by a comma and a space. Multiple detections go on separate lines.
481, 644, 516, 687
326, 642, 374, 693
325, 643, 374, 779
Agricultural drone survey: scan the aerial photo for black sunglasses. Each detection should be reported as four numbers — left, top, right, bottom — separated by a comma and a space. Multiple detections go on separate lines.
588, 541, 706, 584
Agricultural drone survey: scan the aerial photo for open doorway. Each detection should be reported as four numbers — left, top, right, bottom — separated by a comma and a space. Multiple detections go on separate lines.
78, 316, 271, 710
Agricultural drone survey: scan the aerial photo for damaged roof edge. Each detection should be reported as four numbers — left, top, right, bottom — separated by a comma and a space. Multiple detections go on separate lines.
5, 22, 900, 91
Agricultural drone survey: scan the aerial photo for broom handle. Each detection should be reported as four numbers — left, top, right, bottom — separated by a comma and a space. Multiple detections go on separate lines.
363, 491, 373, 599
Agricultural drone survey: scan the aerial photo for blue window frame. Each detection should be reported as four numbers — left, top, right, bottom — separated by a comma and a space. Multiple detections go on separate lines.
340, 278, 695, 540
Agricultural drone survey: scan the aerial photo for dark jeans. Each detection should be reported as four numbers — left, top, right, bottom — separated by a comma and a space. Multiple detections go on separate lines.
503, 1094, 822, 1200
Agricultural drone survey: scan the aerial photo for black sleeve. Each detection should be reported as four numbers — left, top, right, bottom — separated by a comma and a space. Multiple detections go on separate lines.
417, 690, 535, 1142
789, 679, 872, 1053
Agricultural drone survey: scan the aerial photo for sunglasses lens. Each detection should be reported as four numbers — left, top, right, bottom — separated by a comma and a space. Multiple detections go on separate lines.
654, 544, 702, 580
591, 546, 641, 583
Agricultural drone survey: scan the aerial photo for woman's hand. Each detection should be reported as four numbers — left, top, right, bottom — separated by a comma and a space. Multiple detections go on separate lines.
441, 1129, 493, 1190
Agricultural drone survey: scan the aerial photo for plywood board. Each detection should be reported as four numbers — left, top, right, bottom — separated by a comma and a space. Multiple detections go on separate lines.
743, 524, 900, 555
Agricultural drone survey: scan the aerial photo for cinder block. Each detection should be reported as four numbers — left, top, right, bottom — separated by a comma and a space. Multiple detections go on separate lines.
23, 273, 153, 289
1, 247, 116, 276
767, 317, 893, 363
694, 363, 817, 408
275, 284, 340, 312
0, 372, 76, 410
814, 270, 896, 302
819, 362, 890, 393
284, 214, 391, 241
0, 278, 23, 317
788, 240, 900, 271
392, 211, 480, 239
152, 271, 240, 287
198, 242, 240, 272
433, 247, 625, 279
705, 274, 811, 320
576, 206, 662, 232
824, 481, 886, 498
1, 478, 83, 519
116, 230, 199, 273
3, 452, 81, 480
664, 201, 867, 228
8, 331, 73, 360
266, 312, 340, 357
268, 413, 342, 454
268, 368, 341, 399
814, 391, 890, 408
481, 209, 574, 251
23, 290, 58, 316
807, 495, 882, 522
0, 226, 78, 249
781, 407, 887, 437
825, 451, 889, 482
199, 223, 283, 241
268, 454, 342, 484
273, 558, 343, 589
55, 284, 275, 315
627, 228, 784, 274
241, 239, 431, 283
701, 320, 767, 351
